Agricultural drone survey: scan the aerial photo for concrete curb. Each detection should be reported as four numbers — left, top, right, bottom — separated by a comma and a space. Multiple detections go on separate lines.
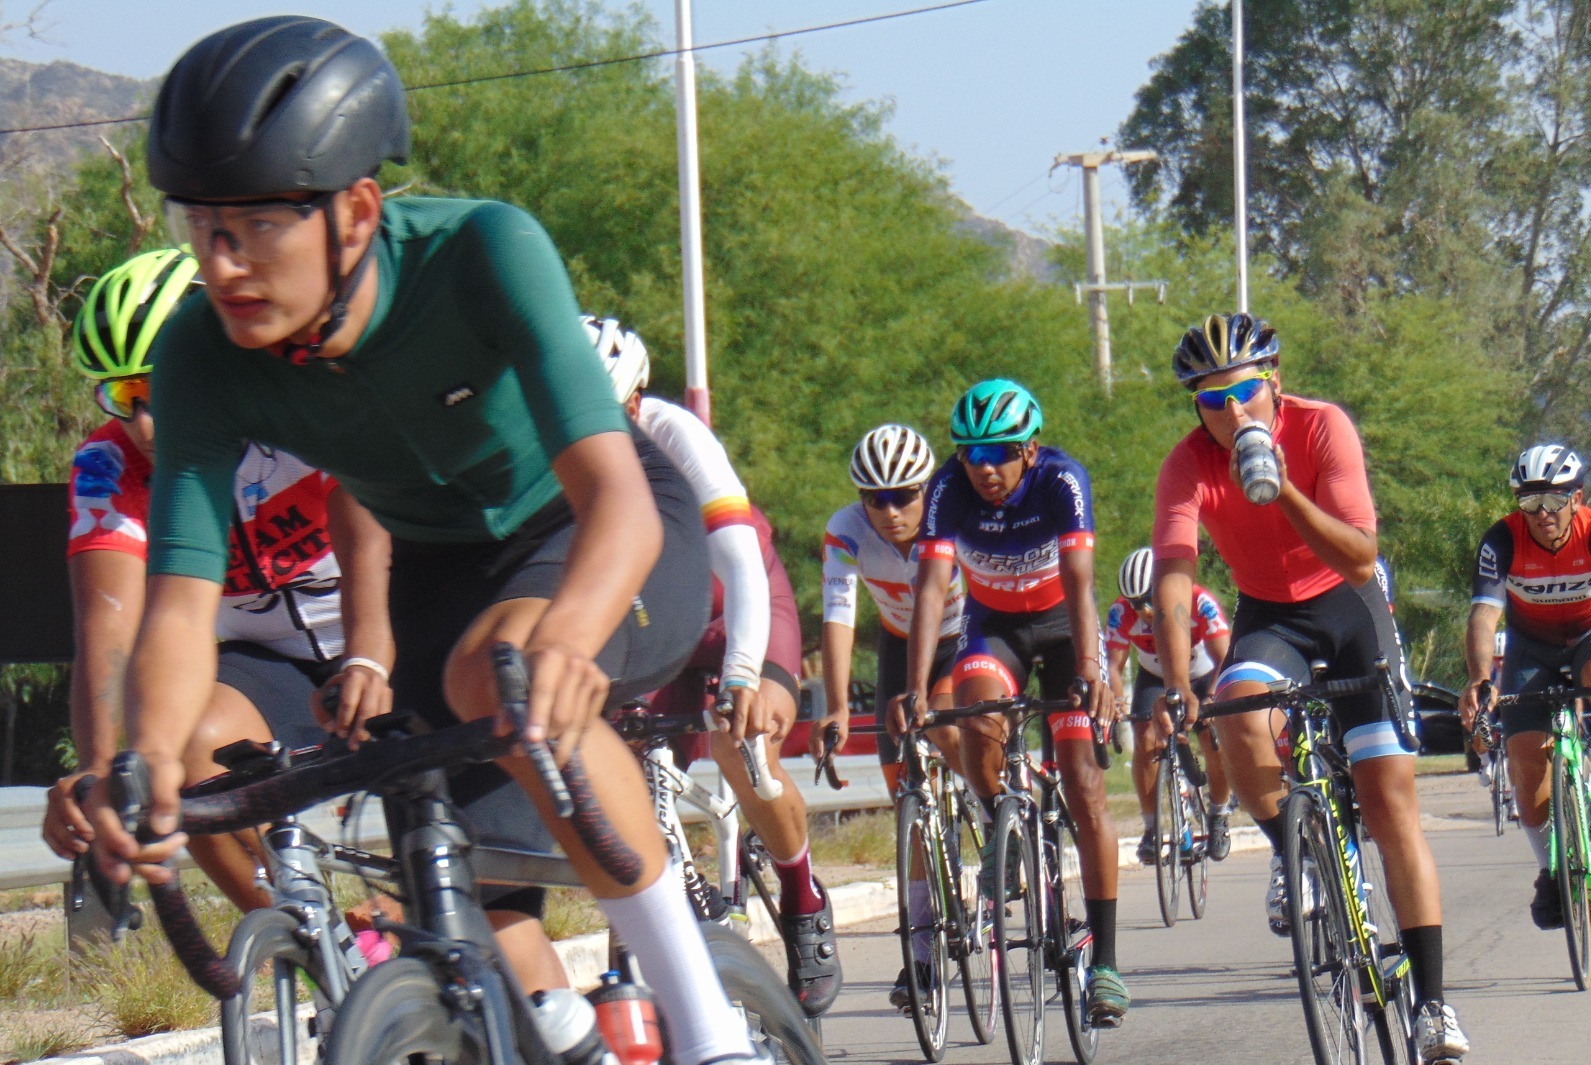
28, 825, 1274, 1065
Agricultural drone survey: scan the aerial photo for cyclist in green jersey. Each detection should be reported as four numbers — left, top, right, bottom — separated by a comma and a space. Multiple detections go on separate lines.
85, 18, 760, 1064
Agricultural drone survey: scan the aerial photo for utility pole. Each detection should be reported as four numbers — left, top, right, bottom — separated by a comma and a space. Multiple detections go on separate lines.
1053, 148, 1165, 396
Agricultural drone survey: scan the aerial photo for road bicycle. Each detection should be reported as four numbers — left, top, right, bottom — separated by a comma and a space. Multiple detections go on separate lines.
101, 643, 825, 1065
1148, 711, 1210, 928
1485, 681, 1591, 989
1199, 659, 1418, 1065
918, 693, 1112, 1065
889, 714, 995, 1060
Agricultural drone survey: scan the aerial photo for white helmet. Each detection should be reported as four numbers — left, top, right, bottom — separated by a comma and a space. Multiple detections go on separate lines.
850, 424, 936, 489
1118, 547, 1153, 601
583, 315, 650, 403
1510, 444, 1583, 493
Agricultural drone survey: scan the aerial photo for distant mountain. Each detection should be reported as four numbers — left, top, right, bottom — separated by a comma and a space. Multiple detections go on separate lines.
957, 210, 1060, 285
0, 57, 150, 184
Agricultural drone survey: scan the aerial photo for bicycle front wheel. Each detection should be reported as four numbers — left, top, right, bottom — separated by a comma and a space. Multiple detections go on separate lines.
1551, 746, 1591, 990
322, 957, 482, 1065
992, 798, 1045, 1065
949, 788, 997, 1045
896, 791, 950, 1061
1153, 755, 1181, 927
1184, 779, 1210, 920
1283, 789, 1369, 1065
222, 907, 327, 1065
703, 924, 828, 1065
1051, 814, 1098, 1065
1491, 748, 1510, 837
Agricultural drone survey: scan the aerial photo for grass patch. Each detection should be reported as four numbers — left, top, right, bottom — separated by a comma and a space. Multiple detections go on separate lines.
542, 888, 607, 941
0, 930, 64, 1005
0, 887, 62, 916
3, 1020, 93, 1064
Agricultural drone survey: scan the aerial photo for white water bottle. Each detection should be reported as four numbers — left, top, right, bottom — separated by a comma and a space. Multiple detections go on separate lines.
1233, 423, 1281, 505
529, 988, 617, 1065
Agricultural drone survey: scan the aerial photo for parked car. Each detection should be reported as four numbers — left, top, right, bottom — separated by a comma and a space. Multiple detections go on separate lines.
781, 677, 881, 761
1411, 679, 1481, 770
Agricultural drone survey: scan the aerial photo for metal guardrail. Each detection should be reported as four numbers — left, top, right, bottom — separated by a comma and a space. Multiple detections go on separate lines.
0, 754, 890, 893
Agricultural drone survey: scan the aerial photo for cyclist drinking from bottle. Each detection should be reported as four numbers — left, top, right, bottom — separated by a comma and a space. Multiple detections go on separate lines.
1105, 547, 1234, 864
1458, 444, 1591, 931
86, 18, 760, 1064
1148, 312, 1467, 1063
816, 423, 966, 1009
892, 379, 1129, 1027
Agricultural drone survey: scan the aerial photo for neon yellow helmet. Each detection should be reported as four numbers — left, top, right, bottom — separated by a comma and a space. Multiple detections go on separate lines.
71, 248, 200, 381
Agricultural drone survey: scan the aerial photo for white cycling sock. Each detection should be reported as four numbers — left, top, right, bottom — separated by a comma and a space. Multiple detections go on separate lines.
1141, 812, 1155, 832
600, 863, 754, 1065
1525, 821, 1553, 870
909, 879, 932, 962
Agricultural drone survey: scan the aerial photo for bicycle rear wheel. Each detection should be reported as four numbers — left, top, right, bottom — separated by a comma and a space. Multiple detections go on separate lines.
1283, 789, 1370, 1065
895, 792, 950, 1061
1358, 832, 1414, 1065
1051, 814, 1098, 1065
992, 798, 1045, 1065
1551, 747, 1591, 990
322, 957, 484, 1065
1184, 779, 1210, 920
703, 924, 828, 1065
221, 907, 326, 1065
1154, 755, 1181, 928
949, 789, 997, 1045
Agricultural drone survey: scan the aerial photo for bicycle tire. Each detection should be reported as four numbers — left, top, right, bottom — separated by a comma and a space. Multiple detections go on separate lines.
322, 957, 483, 1065
1491, 748, 1509, 837
1357, 830, 1414, 1065
1154, 755, 1181, 928
992, 798, 1044, 1065
895, 792, 949, 1061
1184, 778, 1210, 921
1051, 813, 1098, 1065
950, 791, 996, 1046
1283, 789, 1369, 1065
1551, 746, 1591, 990
702, 924, 828, 1065
221, 908, 326, 1065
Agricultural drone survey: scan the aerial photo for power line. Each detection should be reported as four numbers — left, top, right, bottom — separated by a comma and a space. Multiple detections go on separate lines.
0, 0, 992, 138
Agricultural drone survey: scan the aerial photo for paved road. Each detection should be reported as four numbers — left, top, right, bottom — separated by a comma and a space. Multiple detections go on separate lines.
815, 774, 1591, 1064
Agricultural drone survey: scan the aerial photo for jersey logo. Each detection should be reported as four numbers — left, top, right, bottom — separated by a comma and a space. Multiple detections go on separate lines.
439, 383, 477, 407
1478, 541, 1500, 583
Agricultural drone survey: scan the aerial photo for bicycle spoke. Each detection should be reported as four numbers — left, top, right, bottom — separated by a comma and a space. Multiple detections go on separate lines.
1285, 790, 1369, 1065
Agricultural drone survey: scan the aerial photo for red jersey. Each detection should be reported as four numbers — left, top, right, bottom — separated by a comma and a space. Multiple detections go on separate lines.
1153, 395, 1377, 603
1473, 506, 1591, 646
1106, 583, 1229, 679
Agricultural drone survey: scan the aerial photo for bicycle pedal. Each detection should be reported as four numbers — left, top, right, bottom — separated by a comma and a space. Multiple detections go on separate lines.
1088, 1011, 1124, 1030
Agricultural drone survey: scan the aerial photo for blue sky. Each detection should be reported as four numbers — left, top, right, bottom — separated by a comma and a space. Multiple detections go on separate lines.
3, 0, 1205, 235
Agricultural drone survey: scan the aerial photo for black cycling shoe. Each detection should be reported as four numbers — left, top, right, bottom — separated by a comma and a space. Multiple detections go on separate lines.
888, 961, 932, 1012
781, 884, 843, 1017
1207, 811, 1232, 862
1532, 869, 1564, 930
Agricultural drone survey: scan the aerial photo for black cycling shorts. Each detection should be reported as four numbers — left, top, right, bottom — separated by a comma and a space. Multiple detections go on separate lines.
956, 600, 1095, 743
385, 433, 710, 915
1128, 667, 1215, 723
1218, 577, 1414, 763
214, 642, 337, 751
1499, 627, 1591, 737
874, 629, 958, 765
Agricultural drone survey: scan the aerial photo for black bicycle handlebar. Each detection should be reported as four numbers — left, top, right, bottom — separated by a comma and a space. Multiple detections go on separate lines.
1492, 685, 1591, 709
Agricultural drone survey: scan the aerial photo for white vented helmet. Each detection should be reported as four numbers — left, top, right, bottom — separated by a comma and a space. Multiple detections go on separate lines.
583, 315, 650, 403
1510, 444, 1583, 493
1118, 547, 1154, 601
850, 424, 936, 489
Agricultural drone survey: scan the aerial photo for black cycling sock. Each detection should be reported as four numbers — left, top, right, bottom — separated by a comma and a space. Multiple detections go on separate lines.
1085, 898, 1117, 970
1256, 814, 1286, 853
1401, 924, 1444, 1004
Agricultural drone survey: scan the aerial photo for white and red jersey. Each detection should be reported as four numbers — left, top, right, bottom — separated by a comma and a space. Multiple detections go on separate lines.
1473, 506, 1591, 646
633, 396, 771, 689
821, 501, 965, 639
1105, 584, 1229, 680
67, 420, 345, 661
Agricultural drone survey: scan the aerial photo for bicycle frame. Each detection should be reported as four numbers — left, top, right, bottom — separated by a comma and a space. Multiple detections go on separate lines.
1548, 702, 1591, 881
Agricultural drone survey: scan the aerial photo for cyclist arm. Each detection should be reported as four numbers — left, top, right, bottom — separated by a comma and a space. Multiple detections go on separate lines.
816, 621, 855, 759
322, 485, 395, 745
899, 554, 953, 732
1151, 556, 1198, 733
521, 430, 662, 750
44, 550, 147, 858
1105, 643, 1130, 717
1459, 601, 1503, 729
1059, 548, 1107, 721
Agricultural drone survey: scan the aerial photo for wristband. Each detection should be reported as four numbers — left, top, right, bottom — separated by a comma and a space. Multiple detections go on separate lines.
341, 657, 390, 683
720, 676, 755, 691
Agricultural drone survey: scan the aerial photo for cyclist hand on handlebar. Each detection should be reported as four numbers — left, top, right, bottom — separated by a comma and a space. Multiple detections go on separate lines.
1457, 677, 1497, 734
315, 658, 393, 749
712, 679, 770, 744
41, 770, 102, 861
887, 690, 929, 739
1150, 682, 1199, 751
84, 750, 189, 887
509, 640, 611, 766
808, 708, 849, 763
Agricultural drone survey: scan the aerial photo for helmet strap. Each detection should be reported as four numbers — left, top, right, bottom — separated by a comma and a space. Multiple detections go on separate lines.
270, 203, 375, 364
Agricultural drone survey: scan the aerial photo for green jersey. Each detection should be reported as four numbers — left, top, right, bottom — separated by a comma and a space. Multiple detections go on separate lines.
147, 197, 626, 584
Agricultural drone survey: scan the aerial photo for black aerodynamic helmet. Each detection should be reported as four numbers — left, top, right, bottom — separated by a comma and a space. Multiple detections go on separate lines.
147, 16, 411, 199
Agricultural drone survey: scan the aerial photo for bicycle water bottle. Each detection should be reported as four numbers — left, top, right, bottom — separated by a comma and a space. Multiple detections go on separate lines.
1343, 834, 1370, 914
529, 988, 617, 1065
1233, 423, 1281, 505
587, 972, 664, 1065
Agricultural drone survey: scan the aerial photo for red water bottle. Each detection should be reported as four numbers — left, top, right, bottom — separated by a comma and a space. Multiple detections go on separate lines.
587, 972, 663, 1065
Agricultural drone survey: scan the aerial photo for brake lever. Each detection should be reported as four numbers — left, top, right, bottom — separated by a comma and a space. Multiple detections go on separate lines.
493, 642, 574, 818
814, 722, 848, 790
68, 774, 144, 940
